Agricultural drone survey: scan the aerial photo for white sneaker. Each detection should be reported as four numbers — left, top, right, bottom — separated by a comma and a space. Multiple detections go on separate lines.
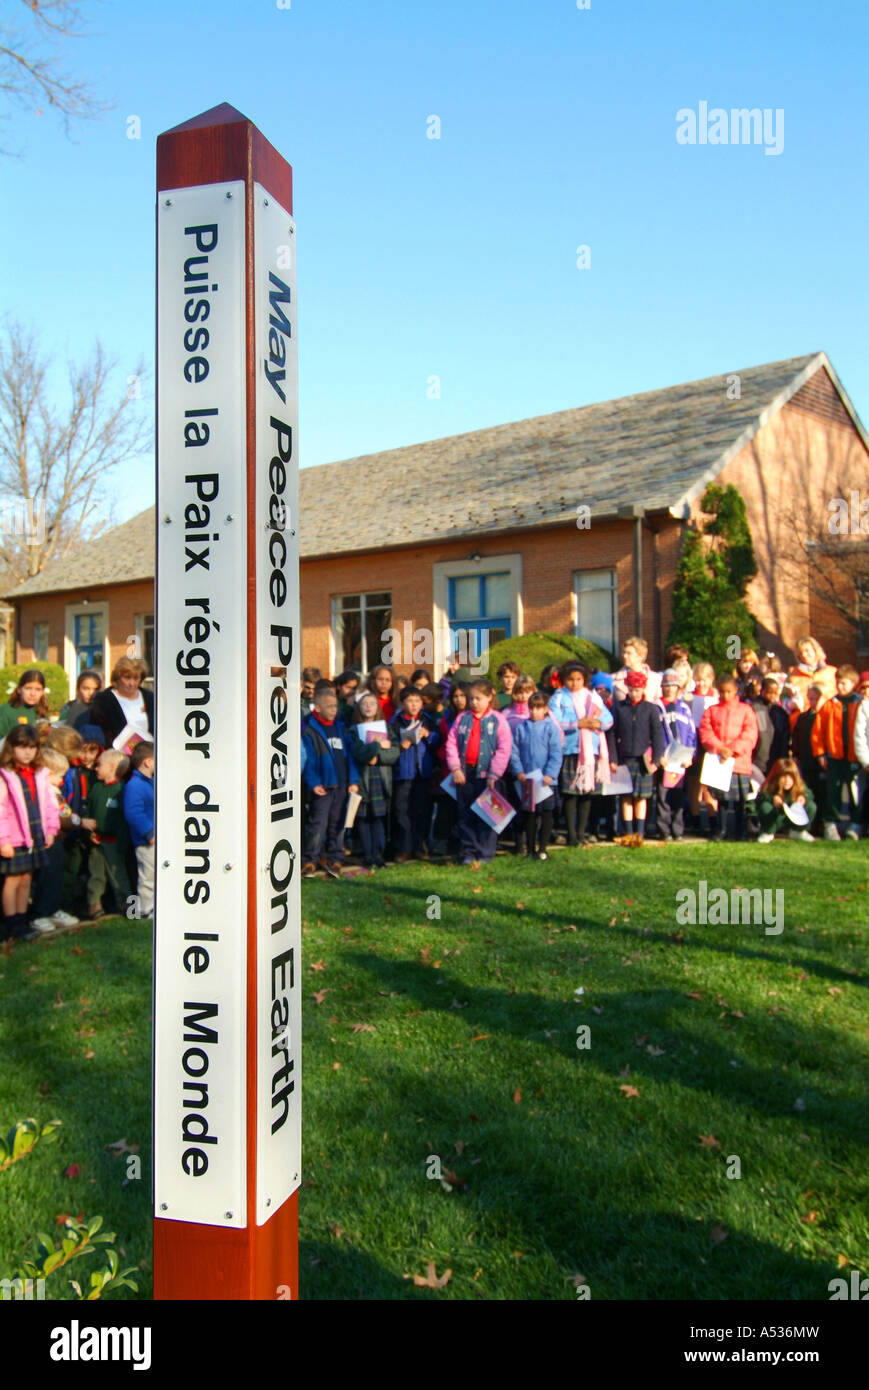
789, 829, 815, 842
845, 824, 861, 841
823, 823, 841, 841
50, 910, 80, 927
757, 832, 775, 844
30, 917, 56, 934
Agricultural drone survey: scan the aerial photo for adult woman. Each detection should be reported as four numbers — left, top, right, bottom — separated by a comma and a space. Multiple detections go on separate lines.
788, 636, 837, 707
0, 669, 51, 740
89, 656, 154, 748
59, 668, 102, 729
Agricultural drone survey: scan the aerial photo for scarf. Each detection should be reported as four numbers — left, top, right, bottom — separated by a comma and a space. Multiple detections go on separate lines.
465, 711, 483, 768
569, 689, 609, 791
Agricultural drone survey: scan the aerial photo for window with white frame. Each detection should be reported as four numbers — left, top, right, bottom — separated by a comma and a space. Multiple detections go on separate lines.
331, 591, 392, 673
135, 613, 155, 675
574, 569, 618, 656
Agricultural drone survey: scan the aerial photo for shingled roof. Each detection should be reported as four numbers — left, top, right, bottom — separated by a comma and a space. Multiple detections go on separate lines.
6, 351, 857, 597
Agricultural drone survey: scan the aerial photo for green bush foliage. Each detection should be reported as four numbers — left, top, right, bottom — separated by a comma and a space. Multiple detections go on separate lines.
453, 630, 614, 685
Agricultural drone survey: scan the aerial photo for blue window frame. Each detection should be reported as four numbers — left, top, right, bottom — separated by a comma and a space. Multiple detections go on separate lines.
448, 573, 511, 661
74, 612, 103, 674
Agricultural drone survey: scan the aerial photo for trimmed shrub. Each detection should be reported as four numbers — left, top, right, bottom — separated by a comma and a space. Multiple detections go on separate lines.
0, 662, 70, 715
453, 630, 614, 685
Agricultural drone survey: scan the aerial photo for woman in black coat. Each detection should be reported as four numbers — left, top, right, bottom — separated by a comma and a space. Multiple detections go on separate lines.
88, 657, 154, 746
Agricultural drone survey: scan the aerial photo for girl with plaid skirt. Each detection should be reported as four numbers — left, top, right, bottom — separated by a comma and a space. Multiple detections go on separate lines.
0, 726, 61, 941
611, 670, 666, 844
349, 691, 400, 869
698, 676, 759, 841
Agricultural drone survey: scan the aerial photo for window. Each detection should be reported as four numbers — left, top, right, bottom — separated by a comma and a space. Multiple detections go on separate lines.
33, 621, 49, 661
574, 569, 618, 655
331, 591, 392, 672
448, 573, 511, 661
135, 613, 155, 675
74, 611, 103, 673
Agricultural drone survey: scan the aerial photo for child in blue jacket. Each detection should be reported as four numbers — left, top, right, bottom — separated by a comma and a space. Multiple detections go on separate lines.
509, 693, 563, 858
124, 741, 155, 916
654, 669, 697, 840
301, 688, 358, 877
390, 685, 440, 860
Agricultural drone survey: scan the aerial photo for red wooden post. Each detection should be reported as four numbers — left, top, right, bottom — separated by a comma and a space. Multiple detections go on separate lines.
153, 104, 300, 1300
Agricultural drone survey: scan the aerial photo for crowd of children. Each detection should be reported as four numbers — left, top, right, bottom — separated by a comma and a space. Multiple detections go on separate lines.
299, 635, 869, 874
0, 667, 154, 941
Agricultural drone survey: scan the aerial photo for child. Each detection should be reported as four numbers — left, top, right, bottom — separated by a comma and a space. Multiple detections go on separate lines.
504, 674, 536, 737
28, 747, 81, 933
410, 668, 432, 690
664, 644, 694, 695
687, 662, 718, 835
538, 665, 561, 698
0, 726, 60, 940
0, 669, 50, 739
419, 682, 444, 721
760, 677, 791, 771
811, 664, 863, 840
59, 669, 102, 729
854, 672, 869, 835
589, 672, 618, 841
391, 685, 440, 860
81, 749, 132, 918
433, 682, 469, 853
349, 692, 399, 869
60, 725, 103, 914
496, 661, 520, 710
501, 674, 537, 849
124, 742, 155, 917
445, 678, 512, 865
509, 692, 562, 858
613, 637, 662, 704
611, 670, 665, 845
335, 670, 360, 723
654, 668, 697, 841
300, 687, 358, 877
698, 676, 759, 841
755, 758, 816, 843
550, 661, 613, 846
300, 667, 322, 719
366, 665, 397, 723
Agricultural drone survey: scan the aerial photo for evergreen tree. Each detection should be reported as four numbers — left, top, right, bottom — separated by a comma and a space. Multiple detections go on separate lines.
667, 484, 758, 667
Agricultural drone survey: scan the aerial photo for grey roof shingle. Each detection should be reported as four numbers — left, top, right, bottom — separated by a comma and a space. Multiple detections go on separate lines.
4, 352, 842, 597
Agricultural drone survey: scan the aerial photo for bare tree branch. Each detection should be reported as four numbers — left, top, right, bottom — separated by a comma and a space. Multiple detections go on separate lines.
0, 0, 111, 150
0, 318, 151, 583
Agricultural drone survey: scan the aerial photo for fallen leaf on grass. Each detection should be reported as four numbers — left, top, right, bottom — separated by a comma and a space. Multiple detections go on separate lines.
84, 1050, 95, 1060
710, 1224, 728, 1246
64, 1164, 80, 1178
350, 1022, 376, 1033
69, 947, 85, 956
454, 1140, 466, 1156
730, 1009, 744, 1019
619, 1084, 640, 1099
331, 1062, 341, 1071
105, 1138, 139, 1157
591, 1005, 604, 1015
327, 1222, 344, 1238
470, 1034, 491, 1042
699, 1134, 721, 1149
440, 1168, 467, 1191
645, 1045, 665, 1057
309, 959, 326, 973
827, 987, 842, 996
837, 1254, 849, 1269
633, 1034, 648, 1047
800, 1210, 819, 1224
52, 992, 65, 1009
474, 1268, 483, 1280
312, 990, 330, 1005
407, 1261, 452, 1289
685, 991, 703, 1000
513, 1088, 522, 1104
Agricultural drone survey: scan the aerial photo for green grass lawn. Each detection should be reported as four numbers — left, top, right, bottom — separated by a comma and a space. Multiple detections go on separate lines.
1, 842, 867, 1300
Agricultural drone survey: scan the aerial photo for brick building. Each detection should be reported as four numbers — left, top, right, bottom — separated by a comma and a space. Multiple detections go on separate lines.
5, 352, 868, 693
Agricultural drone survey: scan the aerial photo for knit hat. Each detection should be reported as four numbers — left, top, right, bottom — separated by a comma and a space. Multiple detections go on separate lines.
626, 670, 647, 689
77, 724, 105, 748
661, 668, 680, 686
590, 672, 614, 693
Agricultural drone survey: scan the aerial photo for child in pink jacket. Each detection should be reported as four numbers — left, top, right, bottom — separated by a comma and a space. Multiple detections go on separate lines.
699, 675, 759, 841
445, 678, 512, 865
0, 726, 61, 940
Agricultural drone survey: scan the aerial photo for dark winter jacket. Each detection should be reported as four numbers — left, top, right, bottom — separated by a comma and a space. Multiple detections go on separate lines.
612, 698, 666, 764
89, 687, 154, 744
301, 713, 353, 791
349, 723, 400, 802
390, 711, 441, 780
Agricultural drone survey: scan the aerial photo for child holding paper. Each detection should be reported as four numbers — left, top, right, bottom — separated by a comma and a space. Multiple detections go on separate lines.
301, 688, 359, 877
349, 691, 399, 869
391, 685, 440, 860
611, 670, 666, 845
509, 693, 562, 858
654, 668, 696, 841
445, 678, 512, 866
698, 676, 758, 841
755, 758, 816, 842
548, 661, 612, 846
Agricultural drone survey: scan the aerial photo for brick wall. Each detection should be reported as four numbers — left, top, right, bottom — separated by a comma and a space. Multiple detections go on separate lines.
12, 580, 154, 695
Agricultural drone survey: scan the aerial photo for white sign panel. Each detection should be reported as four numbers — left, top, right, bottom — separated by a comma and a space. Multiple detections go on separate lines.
154, 182, 248, 1227
253, 187, 302, 1224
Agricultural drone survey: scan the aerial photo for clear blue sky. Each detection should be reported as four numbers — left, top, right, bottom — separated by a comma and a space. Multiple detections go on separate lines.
2, 0, 868, 523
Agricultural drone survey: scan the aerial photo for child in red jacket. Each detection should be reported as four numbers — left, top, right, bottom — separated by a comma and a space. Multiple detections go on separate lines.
698, 676, 759, 841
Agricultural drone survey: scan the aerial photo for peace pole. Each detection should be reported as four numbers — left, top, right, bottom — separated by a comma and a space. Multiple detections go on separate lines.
153, 104, 300, 1299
